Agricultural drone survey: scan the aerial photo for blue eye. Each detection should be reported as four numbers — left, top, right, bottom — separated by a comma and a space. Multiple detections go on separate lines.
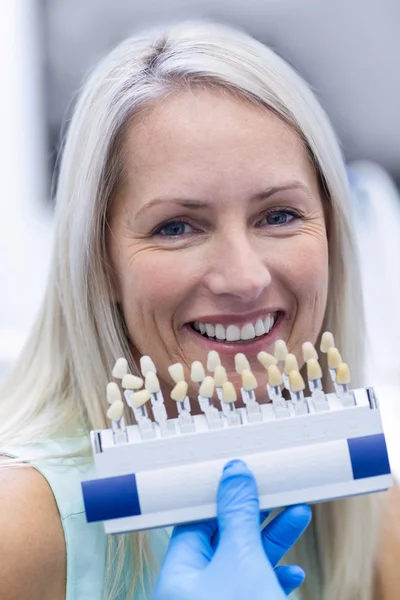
156, 221, 194, 237
261, 209, 300, 226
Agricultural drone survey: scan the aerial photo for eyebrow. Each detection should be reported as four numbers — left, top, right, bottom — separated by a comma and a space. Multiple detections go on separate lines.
134, 181, 312, 218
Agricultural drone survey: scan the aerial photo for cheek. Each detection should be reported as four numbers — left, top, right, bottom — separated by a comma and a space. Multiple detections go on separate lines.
275, 233, 329, 305
272, 232, 329, 356
117, 248, 203, 328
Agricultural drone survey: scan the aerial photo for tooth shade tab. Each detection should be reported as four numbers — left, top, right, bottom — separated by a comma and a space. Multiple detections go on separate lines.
145, 372, 160, 394
235, 353, 250, 374
207, 351, 221, 372
267, 365, 283, 387
140, 355, 157, 376
257, 351, 277, 369
320, 331, 335, 353
214, 365, 228, 387
274, 340, 288, 361
222, 381, 237, 403
336, 362, 351, 385
131, 389, 151, 408
302, 342, 318, 362
112, 358, 128, 379
170, 381, 188, 402
289, 371, 305, 393
284, 353, 299, 374
241, 369, 257, 391
191, 361, 205, 383
107, 382, 122, 404
199, 376, 215, 398
328, 347, 342, 369
307, 358, 322, 381
122, 374, 143, 390
107, 400, 124, 421
168, 363, 185, 384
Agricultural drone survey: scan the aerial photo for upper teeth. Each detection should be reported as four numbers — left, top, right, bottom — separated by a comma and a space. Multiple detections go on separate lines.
193, 314, 277, 341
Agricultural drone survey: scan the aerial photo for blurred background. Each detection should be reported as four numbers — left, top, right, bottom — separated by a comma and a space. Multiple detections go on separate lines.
1, 0, 399, 468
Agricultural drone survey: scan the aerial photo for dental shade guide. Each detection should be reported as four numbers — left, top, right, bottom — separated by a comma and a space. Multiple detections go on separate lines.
140, 356, 175, 436
168, 362, 185, 384
267, 364, 290, 418
234, 354, 262, 421
222, 381, 242, 426
119, 366, 155, 440
198, 376, 223, 429
207, 351, 227, 410
336, 363, 356, 407
168, 363, 194, 432
234, 352, 250, 375
320, 331, 335, 354
327, 347, 343, 395
214, 365, 229, 412
82, 333, 392, 535
171, 381, 195, 434
274, 339, 289, 387
145, 371, 176, 437
302, 341, 318, 362
106, 383, 128, 444
289, 370, 309, 415
307, 359, 329, 412
284, 353, 299, 399
112, 357, 128, 379
129, 390, 157, 440
207, 350, 221, 373
257, 351, 278, 399
190, 360, 205, 385
241, 368, 262, 422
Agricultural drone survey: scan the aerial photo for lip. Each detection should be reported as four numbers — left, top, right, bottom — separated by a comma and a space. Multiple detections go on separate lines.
183, 312, 284, 356
186, 308, 283, 327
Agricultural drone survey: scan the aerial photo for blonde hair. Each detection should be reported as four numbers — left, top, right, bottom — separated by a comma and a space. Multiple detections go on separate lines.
0, 20, 383, 600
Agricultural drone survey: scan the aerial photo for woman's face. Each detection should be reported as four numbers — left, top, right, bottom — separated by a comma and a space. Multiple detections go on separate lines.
108, 88, 329, 409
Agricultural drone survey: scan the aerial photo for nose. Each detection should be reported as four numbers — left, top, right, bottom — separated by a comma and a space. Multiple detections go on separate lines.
204, 235, 272, 303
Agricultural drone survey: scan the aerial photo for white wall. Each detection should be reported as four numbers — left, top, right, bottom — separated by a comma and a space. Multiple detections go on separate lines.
45, 0, 400, 179
0, 0, 53, 378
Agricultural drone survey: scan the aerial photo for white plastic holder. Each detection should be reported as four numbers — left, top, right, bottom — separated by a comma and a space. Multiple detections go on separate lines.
177, 398, 195, 434
309, 380, 330, 412
269, 387, 291, 419
340, 391, 356, 408
81, 387, 392, 535
241, 388, 262, 422
112, 417, 128, 445
293, 399, 309, 416
205, 406, 223, 430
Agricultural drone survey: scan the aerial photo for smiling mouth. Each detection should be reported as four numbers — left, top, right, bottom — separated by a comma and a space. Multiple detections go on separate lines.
189, 312, 281, 344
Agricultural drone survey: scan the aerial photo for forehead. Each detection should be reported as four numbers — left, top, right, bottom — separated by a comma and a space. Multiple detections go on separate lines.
119, 87, 319, 200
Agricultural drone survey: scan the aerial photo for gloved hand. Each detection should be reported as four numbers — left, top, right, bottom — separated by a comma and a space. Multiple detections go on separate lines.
152, 459, 311, 600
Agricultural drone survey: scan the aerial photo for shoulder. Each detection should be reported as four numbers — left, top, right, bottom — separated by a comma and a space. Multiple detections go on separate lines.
377, 482, 400, 599
0, 464, 66, 600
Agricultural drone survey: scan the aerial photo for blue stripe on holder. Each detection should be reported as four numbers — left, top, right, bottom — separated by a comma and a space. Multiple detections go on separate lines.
347, 433, 391, 480
82, 473, 141, 522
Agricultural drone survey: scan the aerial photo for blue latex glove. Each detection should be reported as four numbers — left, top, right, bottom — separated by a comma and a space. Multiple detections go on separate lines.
152, 459, 311, 600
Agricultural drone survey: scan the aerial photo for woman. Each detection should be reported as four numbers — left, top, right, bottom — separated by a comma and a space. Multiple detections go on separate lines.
0, 20, 397, 600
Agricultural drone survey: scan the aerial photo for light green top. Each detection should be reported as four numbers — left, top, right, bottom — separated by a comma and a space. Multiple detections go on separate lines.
1, 437, 170, 600
2, 437, 300, 599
